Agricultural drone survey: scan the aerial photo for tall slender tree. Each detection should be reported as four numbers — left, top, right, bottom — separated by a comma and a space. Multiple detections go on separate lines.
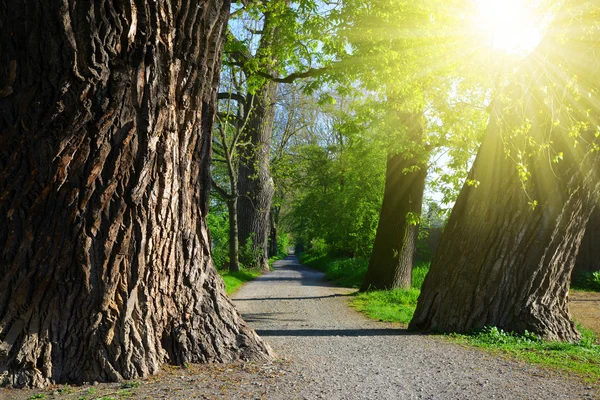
410, 0, 600, 341
0, 0, 271, 388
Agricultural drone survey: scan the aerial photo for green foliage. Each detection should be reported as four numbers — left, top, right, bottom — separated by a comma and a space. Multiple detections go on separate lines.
239, 233, 263, 268
571, 271, 600, 292
121, 381, 140, 389
206, 202, 230, 270
450, 325, 600, 381
219, 268, 262, 295
27, 395, 45, 400
276, 232, 291, 257
289, 119, 386, 257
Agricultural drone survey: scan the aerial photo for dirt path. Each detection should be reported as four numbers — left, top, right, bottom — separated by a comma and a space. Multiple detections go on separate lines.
2, 256, 598, 399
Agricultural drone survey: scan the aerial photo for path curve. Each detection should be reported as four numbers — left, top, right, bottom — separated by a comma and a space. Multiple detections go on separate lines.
231, 256, 597, 399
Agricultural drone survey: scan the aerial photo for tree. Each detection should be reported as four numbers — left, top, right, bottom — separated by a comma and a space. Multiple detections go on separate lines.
288, 96, 387, 257
211, 70, 256, 272
0, 0, 272, 388
221, 0, 337, 269
361, 113, 428, 290
338, 0, 490, 290
410, 1, 600, 341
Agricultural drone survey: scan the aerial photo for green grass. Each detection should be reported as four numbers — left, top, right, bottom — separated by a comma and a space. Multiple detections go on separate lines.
350, 262, 430, 324
218, 251, 290, 295
571, 271, 600, 292
450, 325, 600, 382
219, 268, 262, 295
352, 287, 421, 324
299, 253, 368, 288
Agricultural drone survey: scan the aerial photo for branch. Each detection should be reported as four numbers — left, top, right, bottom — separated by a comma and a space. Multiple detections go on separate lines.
256, 67, 329, 84
211, 179, 231, 201
218, 92, 247, 104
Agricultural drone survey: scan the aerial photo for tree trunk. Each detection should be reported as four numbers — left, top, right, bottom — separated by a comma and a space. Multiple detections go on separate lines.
410, 15, 600, 341
268, 205, 280, 258
572, 207, 600, 276
361, 153, 427, 291
361, 113, 427, 291
237, 81, 277, 271
228, 198, 241, 273
0, 0, 272, 388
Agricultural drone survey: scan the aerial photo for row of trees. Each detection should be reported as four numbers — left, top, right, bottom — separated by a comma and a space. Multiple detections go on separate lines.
1, 0, 599, 389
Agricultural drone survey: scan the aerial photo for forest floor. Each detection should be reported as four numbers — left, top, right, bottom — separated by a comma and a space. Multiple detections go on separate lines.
3, 256, 598, 400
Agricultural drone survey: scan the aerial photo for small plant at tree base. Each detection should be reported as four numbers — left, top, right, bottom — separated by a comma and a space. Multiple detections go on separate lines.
85, 387, 97, 396
116, 389, 133, 397
57, 385, 74, 395
121, 381, 140, 389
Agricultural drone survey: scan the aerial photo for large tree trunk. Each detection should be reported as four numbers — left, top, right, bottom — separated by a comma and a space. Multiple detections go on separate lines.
572, 207, 600, 276
361, 153, 427, 291
237, 81, 277, 271
361, 112, 427, 291
0, 0, 272, 388
410, 7, 600, 341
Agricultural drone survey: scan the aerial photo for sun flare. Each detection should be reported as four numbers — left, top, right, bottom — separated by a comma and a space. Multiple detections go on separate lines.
474, 0, 543, 55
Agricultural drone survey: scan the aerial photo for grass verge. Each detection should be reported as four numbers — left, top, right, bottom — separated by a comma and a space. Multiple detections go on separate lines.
299, 253, 368, 288
450, 325, 600, 382
219, 253, 288, 295
219, 268, 262, 295
350, 263, 429, 324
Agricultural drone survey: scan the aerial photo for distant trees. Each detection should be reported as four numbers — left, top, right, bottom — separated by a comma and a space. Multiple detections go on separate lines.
411, 1, 600, 340
336, 0, 490, 290
212, 0, 338, 269
288, 98, 387, 257
0, 0, 271, 387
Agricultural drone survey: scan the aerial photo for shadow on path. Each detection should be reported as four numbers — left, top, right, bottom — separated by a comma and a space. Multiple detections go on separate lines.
234, 294, 354, 302
255, 328, 414, 337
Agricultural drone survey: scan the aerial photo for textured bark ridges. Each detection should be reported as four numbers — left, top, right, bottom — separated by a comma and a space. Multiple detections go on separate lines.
362, 113, 427, 291
237, 80, 277, 271
410, 6, 600, 341
0, 0, 272, 388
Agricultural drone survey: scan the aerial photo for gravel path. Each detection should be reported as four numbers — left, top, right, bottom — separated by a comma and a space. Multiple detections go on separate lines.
2, 256, 598, 399
230, 255, 597, 400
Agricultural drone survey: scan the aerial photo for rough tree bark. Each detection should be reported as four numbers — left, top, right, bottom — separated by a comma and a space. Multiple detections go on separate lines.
236, 76, 277, 272
0, 0, 272, 388
361, 112, 427, 291
410, 7, 600, 341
